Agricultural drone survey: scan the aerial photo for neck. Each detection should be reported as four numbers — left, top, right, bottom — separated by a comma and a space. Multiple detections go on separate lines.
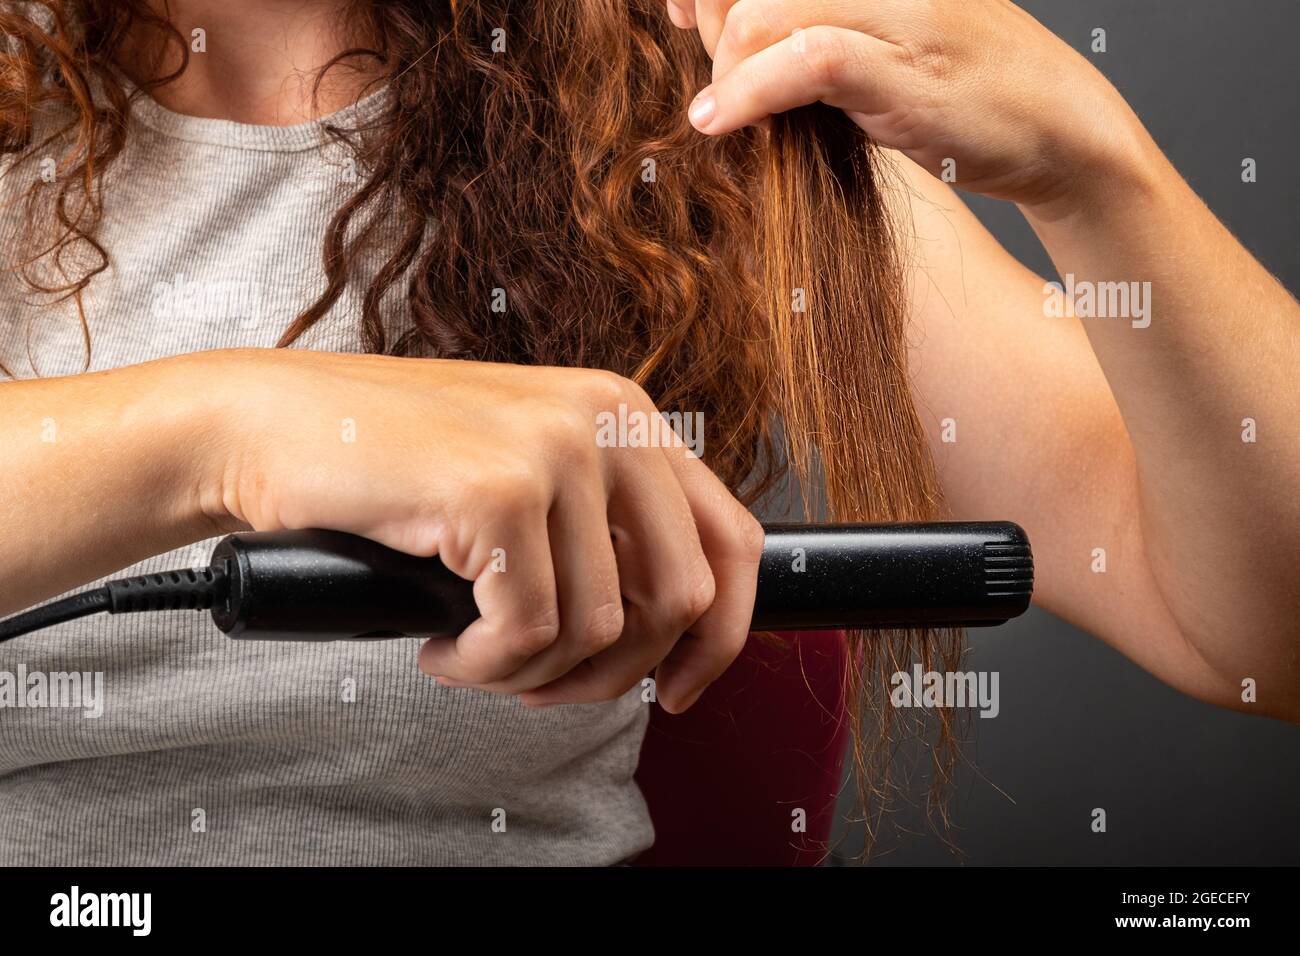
123, 1, 377, 125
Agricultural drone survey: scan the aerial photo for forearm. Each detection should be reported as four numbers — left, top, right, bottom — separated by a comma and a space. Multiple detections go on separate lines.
1022, 126, 1300, 685
0, 351, 233, 616
692, 0, 1300, 715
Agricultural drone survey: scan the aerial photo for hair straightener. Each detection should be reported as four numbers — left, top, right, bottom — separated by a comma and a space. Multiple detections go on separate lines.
0, 522, 1033, 643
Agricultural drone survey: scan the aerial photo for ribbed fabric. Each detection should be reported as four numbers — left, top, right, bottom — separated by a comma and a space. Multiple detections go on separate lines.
0, 85, 652, 865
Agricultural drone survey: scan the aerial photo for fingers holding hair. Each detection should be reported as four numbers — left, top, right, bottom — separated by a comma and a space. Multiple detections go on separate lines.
689, 26, 903, 135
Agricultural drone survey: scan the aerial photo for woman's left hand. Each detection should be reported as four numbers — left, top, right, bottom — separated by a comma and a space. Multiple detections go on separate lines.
668, 1, 1300, 723
666, 0, 1150, 214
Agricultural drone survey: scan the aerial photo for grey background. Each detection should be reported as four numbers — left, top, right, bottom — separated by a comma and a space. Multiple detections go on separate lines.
830, 0, 1300, 865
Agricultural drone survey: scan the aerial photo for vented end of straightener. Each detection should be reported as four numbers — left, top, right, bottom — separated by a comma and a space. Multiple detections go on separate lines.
751, 521, 1034, 630
983, 536, 1034, 602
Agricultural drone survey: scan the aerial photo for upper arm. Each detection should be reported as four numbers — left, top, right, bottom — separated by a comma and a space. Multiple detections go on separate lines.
886, 151, 1244, 712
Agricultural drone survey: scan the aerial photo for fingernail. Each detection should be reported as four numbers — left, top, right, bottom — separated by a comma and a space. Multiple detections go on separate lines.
689, 90, 716, 130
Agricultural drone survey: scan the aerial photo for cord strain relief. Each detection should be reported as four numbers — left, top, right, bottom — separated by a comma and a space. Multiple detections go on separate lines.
105, 566, 228, 614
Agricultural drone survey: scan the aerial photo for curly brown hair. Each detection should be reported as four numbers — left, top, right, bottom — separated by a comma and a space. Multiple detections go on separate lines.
0, 0, 963, 856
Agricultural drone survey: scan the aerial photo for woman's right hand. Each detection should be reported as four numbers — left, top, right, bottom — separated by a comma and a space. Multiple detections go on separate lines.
204, 348, 764, 713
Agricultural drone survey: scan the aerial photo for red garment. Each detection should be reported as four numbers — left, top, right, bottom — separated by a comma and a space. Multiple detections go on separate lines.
633, 631, 850, 866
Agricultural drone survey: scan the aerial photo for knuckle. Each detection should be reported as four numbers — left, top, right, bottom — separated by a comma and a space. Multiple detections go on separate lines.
477, 464, 549, 516
903, 35, 952, 82
581, 601, 626, 653
735, 510, 766, 564
511, 617, 561, 655
801, 26, 845, 93
609, 370, 656, 413
900, 7, 956, 77
583, 368, 637, 412
689, 570, 718, 619
672, 567, 716, 626
548, 405, 599, 464
724, 1, 772, 55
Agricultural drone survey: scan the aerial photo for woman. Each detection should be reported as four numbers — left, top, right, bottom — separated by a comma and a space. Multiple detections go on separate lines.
0, 0, 1295, 865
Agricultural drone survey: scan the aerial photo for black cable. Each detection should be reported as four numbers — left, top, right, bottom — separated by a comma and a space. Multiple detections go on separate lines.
0, 588, 112, 643
0, 566, 228, 644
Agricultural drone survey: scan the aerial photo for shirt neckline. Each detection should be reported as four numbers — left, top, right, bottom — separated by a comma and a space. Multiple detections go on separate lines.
123, 80, 390, 153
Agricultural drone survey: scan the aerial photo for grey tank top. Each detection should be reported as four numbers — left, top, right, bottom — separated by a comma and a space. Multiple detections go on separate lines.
0, 87, 652, 865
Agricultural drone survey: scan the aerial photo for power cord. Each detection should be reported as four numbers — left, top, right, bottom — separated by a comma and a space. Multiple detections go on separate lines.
0, 567, 228, 644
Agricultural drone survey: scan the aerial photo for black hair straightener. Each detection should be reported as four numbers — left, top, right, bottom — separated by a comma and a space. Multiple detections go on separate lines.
0, 522, 1033, 643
